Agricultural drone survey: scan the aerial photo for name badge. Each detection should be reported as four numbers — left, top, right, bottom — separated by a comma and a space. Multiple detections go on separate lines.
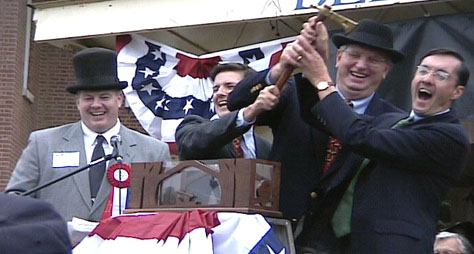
52, 152, 80, 168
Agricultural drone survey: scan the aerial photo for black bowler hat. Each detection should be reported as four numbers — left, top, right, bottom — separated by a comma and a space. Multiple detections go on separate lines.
332, 19, 405, 63
66, 47, 128, 94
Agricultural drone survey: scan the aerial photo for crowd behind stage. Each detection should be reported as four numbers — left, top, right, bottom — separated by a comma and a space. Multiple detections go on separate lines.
2, 14, 474, 254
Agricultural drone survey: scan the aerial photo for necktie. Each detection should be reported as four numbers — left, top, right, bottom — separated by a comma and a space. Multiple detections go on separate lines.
331, 115, 416, 237
89, 135, 106, 199
322, 137, 342, 175
322, 100, 353, 175
232, 136, 244, 158
392, 116, 414, 128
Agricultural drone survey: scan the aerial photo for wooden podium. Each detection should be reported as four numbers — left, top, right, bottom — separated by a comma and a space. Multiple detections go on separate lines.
125, 159, 282, 217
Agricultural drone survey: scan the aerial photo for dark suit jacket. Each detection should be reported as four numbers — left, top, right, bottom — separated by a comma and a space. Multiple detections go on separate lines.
227, 70, 403, 222
0, 194, 71, 254
313, 93, 471, 253
296, 76, 407, 251
228, 70, 325, 220
175, 110, 271, 160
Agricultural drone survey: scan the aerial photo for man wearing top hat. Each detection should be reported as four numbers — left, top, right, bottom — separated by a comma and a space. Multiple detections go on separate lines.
6, 48, 170, 222
226, 18, 405, 251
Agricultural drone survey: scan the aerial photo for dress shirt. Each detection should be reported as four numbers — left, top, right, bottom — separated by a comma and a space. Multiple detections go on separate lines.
335, 87, 374, 115
81, 120, 121, 166
410, 109, 450, 122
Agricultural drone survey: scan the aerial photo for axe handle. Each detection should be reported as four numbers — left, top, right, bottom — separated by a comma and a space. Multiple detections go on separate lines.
275, 14, 327, 91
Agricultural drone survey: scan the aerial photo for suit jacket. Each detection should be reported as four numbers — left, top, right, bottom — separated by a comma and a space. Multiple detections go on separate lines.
314, 93, 471, 253
295, 75, 405, 250
0, 194, 71, 254
175, 110, 271, 160
6, 121, 171, 222
227, 70, 403, 222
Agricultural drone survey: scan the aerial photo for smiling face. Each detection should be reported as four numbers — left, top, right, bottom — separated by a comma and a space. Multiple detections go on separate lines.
335, 44, 392, 100
212, 71, 245, 117
76, 90, 123, 133
411, 54, 464, 116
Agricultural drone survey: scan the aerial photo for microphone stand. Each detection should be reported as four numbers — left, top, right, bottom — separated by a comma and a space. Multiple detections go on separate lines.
110, 135, 124, 215
21, 153, 119, 197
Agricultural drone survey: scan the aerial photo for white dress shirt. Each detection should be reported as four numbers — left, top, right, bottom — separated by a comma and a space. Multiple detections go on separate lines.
81, 120, 121, 165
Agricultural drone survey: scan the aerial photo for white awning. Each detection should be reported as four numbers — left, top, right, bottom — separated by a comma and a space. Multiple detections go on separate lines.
32, 0, 430, 42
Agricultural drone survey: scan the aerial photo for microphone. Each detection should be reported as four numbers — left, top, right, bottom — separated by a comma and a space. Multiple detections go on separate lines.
110, 135, 122, 161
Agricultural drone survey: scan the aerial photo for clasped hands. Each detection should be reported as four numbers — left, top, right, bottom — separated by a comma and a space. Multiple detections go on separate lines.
282, 16, 333, 85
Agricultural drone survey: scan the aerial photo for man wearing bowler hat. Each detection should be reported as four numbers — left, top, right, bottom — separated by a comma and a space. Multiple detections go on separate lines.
6, 48, 170, 222
226, 18, 405, 252
288, 16, 471, 253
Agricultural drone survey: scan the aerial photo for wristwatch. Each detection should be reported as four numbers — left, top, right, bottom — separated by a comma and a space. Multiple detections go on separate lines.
316, 81, 335, 91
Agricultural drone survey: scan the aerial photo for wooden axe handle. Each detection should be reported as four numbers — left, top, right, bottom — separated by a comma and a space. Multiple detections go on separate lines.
275, 13, 328, 91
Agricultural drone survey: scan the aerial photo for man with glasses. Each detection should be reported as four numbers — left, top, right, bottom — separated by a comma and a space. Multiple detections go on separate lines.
295, 18, 471, 251
226, 19, 405, 251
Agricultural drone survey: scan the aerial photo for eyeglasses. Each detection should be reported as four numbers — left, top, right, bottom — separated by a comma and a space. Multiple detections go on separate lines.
343, 48, 388, 67
416, 65, 452, 82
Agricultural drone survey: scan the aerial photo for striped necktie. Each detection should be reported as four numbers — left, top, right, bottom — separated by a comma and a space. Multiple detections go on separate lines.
232, 136, 244, 158
392, 116, 415, 129
322, 100, 353, 175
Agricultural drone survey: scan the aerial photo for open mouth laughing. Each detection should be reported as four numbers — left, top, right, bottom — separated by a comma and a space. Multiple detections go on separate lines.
217, 100, 227, 108
350, 71, 368, 79
417, 87, 433, 101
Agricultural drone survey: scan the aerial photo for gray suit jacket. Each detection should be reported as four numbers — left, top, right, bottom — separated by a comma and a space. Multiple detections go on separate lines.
6, 121, 170, 222
176, 111, 271, 160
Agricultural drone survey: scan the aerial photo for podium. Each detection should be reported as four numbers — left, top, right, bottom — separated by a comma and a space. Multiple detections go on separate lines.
126, 159, 281, 217
121, 159, 295, 253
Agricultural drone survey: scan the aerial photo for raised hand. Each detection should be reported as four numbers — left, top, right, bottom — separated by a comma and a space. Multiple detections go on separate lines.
243, 85, 280, 121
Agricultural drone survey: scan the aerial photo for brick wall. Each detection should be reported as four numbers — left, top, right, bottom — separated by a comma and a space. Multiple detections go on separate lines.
0, 1, 147, 190
0, 0, 34, 189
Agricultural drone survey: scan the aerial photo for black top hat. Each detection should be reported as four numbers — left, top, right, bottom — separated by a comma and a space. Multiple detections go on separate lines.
332, 19, 404, 63
66, 47, 128, 94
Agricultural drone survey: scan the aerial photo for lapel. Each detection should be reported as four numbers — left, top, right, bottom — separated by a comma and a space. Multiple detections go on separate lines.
61, 122, 92, 209
318, 95, 379, 183
365, 94, 384, 116
319, 96, 400, 184
414, 110, 459, 125
90, 125, 134, 213
223, 141, 237, 158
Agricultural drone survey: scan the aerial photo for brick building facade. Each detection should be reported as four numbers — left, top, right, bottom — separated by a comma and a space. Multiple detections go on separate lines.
0, 0, 144, 190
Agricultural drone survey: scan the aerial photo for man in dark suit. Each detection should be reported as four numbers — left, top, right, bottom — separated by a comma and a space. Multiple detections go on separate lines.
226, 18, 405, 236
0, 193, 71, 254
6, 48, 171, 222
294, 18, 470, 252
176, 63, 276, 160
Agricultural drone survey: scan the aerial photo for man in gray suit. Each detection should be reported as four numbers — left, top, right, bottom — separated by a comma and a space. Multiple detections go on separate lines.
6, 48, 170, 222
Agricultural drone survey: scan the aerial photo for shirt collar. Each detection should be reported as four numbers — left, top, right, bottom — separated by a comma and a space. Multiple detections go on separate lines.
409, 109, 451, 122
81, 120, 121, 147
336, 87, 374, 115
210, 114, 220, 121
